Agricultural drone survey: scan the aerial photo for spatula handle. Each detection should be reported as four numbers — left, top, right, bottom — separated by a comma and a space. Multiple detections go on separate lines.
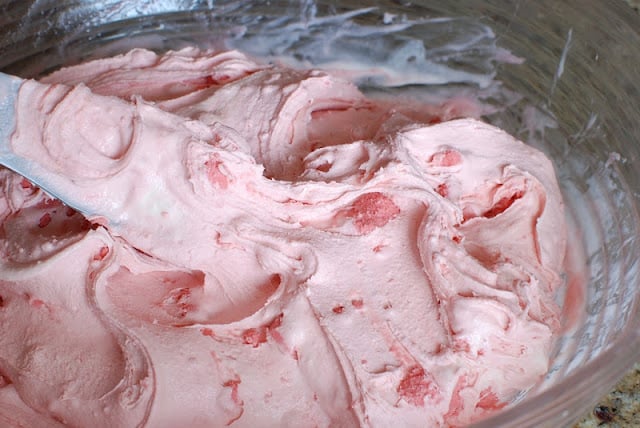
0, 72, 22, 157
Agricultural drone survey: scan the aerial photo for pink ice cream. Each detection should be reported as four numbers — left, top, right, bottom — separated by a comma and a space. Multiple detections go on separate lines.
0, 48, 567, 427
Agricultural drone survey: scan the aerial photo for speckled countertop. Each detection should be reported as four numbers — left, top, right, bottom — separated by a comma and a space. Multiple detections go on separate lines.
575, 363, 640, 427
572, 2, 640, 427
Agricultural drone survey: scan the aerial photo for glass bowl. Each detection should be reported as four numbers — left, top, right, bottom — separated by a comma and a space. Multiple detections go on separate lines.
1, 1, 640, 427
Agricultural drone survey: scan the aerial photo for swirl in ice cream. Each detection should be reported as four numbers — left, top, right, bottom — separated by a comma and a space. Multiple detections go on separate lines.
0, 48, 566, 427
